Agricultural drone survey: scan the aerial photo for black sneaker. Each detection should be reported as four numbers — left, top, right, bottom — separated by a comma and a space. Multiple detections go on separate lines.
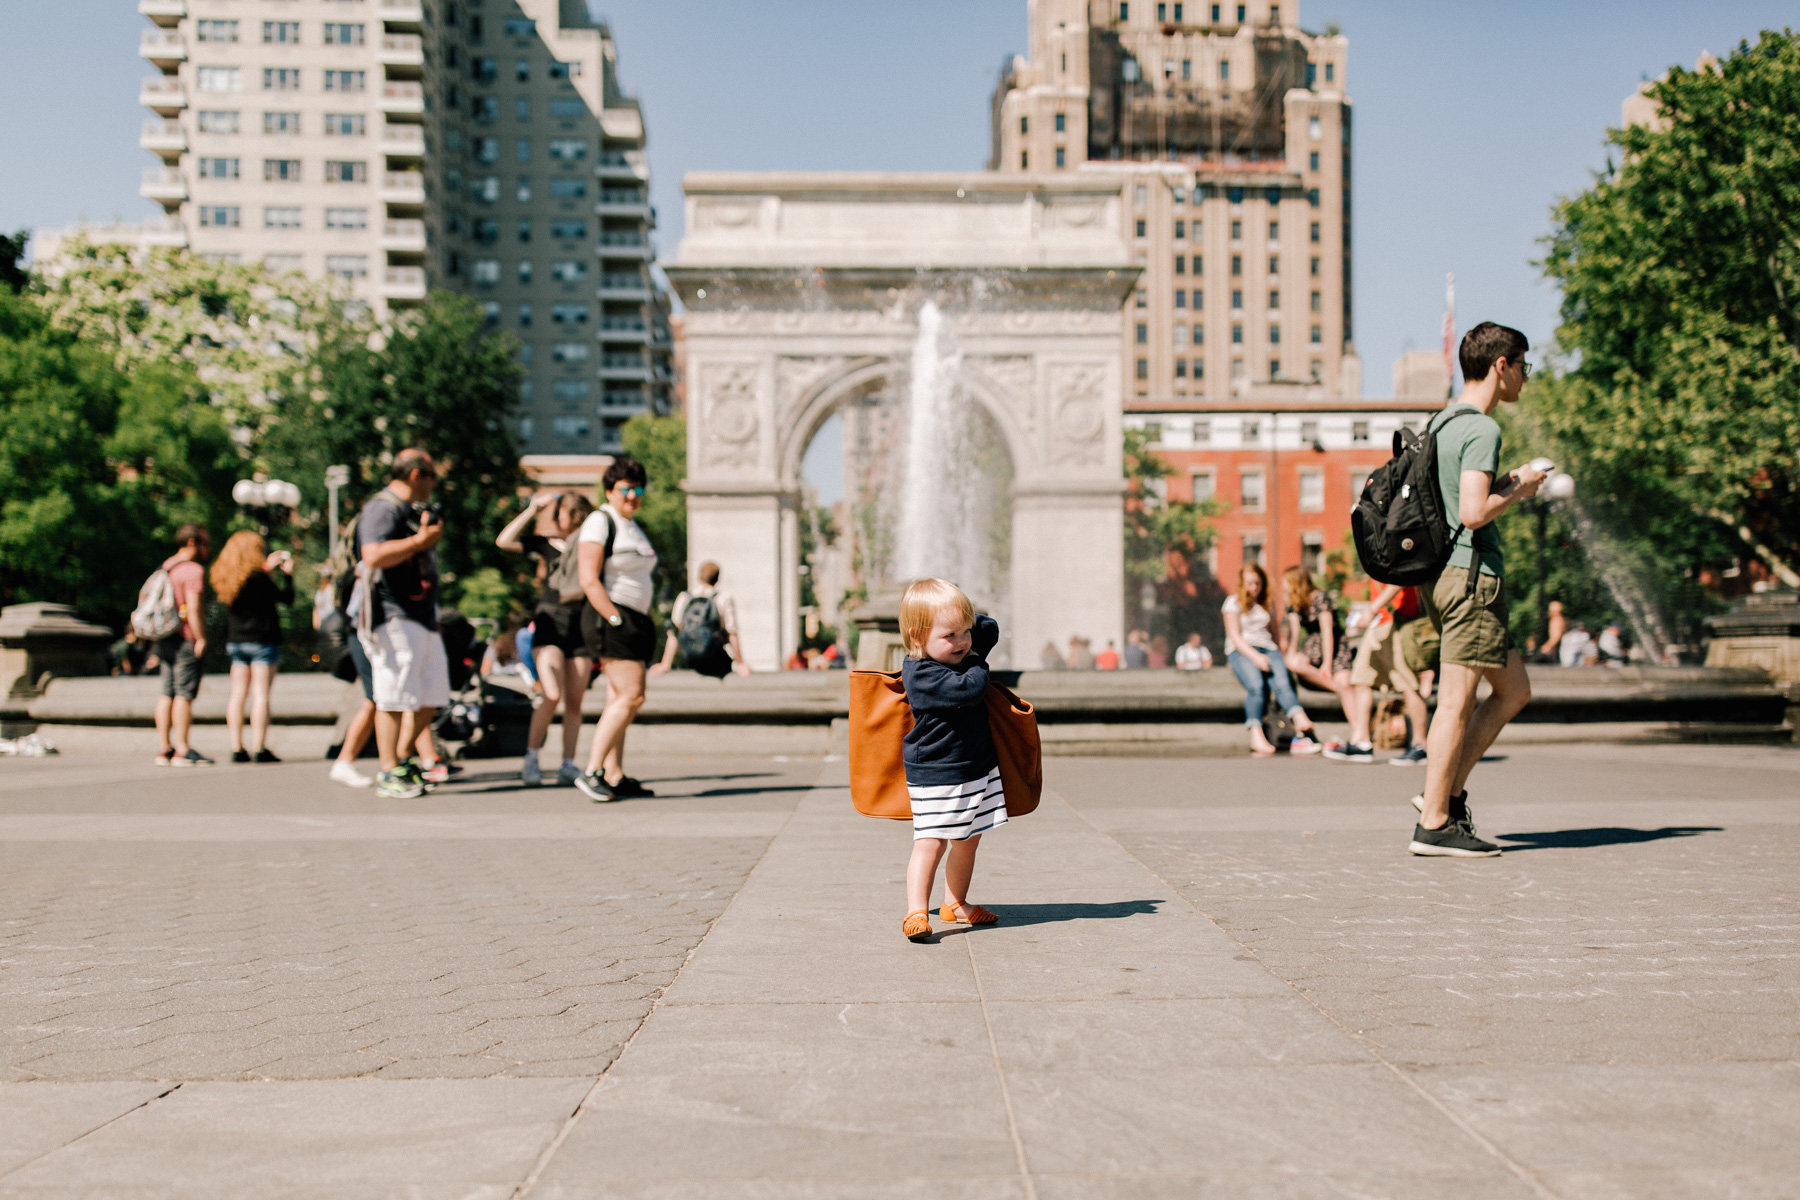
612, 775, 655, 798
172, 749, 215, 767
254, 749, 281, 764
1409, 821, 1500, 857
397, 759, 436, 793
231, 749, 252, 764
1323, 741, 1376, 764
575, 771, 619, 802
1388, 745, 1428, 766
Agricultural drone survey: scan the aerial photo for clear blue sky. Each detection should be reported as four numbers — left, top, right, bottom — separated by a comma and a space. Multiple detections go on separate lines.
3, 0, 1791, 392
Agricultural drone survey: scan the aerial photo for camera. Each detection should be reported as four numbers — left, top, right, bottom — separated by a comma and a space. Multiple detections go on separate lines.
408, 501, 444, 533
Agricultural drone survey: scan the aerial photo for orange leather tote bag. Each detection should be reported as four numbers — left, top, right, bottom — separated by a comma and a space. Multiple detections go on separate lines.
848, 670, 913, 820
848, 671, 1043, 820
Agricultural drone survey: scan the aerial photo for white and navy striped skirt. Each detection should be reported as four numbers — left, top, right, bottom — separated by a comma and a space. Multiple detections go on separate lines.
909, 767, 1008, 841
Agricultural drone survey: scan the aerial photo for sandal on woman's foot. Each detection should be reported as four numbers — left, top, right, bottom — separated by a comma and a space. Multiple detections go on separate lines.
938, 902, 998, 925
902, 911, 933, 942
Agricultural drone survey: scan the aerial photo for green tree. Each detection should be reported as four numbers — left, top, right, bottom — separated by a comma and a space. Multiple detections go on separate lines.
619, 413, 686, 606
1540, 30, 1800, 610
257, 292, 527, 609
0, 288, 236, 623
1124, 426, 1222, 643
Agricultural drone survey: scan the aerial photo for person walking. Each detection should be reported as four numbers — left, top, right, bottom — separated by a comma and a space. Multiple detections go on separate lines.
574, 455, 659, 802
496, 490, 597, 786
210, 531, 294, 763
1224, 562, 1323, 756
151, 524, 213, 767
1409, 322, 1547, 857
654, 560, 752, 680
354, 449, 450, 800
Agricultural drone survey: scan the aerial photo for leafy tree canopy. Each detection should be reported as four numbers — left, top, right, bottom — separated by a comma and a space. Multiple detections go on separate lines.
1540, 29, 1800, 590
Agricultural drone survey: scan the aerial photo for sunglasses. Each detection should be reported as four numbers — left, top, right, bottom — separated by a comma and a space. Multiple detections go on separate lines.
615, 486, 645, 498
1513, 360, 1533, 379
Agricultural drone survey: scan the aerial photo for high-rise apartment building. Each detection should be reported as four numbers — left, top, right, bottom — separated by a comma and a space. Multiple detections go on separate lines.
136, 0, 669, 459
989, 0, 1353, 401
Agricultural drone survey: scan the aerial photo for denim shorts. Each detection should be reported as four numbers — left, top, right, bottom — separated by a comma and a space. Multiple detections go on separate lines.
226, 641, 282, 667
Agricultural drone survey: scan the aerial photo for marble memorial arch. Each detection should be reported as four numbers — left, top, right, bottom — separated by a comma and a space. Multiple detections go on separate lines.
664, 173, 1139, 671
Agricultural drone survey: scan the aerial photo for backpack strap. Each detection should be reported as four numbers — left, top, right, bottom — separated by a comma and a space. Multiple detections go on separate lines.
1428, 408, 1483, 597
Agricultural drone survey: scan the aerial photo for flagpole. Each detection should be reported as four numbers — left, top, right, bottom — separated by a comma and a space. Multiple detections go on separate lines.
1443, 272, 1456, 399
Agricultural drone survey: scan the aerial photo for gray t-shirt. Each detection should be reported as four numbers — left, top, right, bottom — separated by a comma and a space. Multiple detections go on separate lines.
355, 491, 438, 630
1431, 404, 1505, 578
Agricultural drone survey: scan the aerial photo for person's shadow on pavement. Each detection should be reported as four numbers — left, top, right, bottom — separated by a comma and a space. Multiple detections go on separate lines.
1495, 826, 1722, 851
958, 900, 1164, 928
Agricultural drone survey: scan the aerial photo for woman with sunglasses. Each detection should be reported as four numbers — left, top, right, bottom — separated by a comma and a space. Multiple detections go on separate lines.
573, 455, 659, 802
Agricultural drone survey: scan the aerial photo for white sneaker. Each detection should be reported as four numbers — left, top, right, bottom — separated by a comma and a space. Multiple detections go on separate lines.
329, 760, 372, 788
557, 761, 581, 786
521, 756, 542, 787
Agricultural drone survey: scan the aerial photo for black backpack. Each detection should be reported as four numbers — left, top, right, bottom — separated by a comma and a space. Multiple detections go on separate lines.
677, 593, 731, 677
1351, 409, 1475, 588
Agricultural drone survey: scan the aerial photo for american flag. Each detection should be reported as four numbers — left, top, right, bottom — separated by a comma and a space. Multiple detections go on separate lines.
1442, 273, 1456, 398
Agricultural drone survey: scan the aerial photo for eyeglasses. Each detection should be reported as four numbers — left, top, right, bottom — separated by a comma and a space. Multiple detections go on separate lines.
616, 486, 645, 498
1514, 360, 1533, 379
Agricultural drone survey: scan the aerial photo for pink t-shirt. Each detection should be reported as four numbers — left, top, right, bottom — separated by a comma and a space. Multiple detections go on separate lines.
162, 554, 206, 641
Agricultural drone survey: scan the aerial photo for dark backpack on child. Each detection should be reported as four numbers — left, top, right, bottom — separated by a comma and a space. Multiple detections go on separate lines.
677, 593, 731, 677
1350, 409, 1475, 587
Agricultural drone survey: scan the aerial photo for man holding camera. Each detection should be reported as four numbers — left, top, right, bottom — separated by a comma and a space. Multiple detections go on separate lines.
355, 448, 448, 799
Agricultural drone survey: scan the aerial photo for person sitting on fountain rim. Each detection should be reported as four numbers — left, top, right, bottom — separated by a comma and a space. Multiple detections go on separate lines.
1408, 321, 1548, 858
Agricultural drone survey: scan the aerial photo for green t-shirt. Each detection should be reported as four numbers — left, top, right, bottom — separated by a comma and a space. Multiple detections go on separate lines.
1430, 403, 1505, 578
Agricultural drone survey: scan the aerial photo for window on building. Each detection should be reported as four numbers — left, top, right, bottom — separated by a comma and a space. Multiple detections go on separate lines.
1055, 147, 1066, 168
1135, 323, 1148, 345
1308, 188, 1321, 207
1135, 289, 1148, 309
519, 304, 533, 327
517, 138, 532, 162
1020, 150, 1028, 169
1236, 4, 1247, 20
1231, 254, 1242, 276
1019, 115, 1028, 135
514, 218, 530, 242
550, 178, 586, 198
263, 206, 301, 228
1351, 470, 1371, 500
553, 380, 589, 401
476, 137, 498, 162
1135, 218, 1147, 238
553, 417, 590, 438
1270, 4, 1281, 22
1352, 420, 1370, 444
1231, 323, 1243, 345
1300, 419, 1320, 444
1192, 323, 1204, 343
552, 304, 589, 324
518, 260, 533, 282
323, 70, 366, 92
1175, 357, 1188, 378
197, 205, 239, 228
1240, 470, 1265, 512
197, 20, 238, 42
1230, 219, 1242, 240
1269, 221, 1280, 241
548, 138, 587, 160
1190, 468, 1215, 502
1269, 254, 1279, 275
197, 67, 241, 92
549, 97, 586, 119
472, 259, 500, 284
1182, 58, 1192, 80
324, 207, 367, 229
323, 160, 366, 183
322, 113, 363, 135
551, 220, 587, 239
263, 67, 301, 90
552, 342, 589, 363
1174, 255, 1186, 276
1243, 419, 1260, 444
1309, 151, 1320, 172
1310, 256, 1321, 276
1325, 62, 1335, 82
1269, 289, 1280, 309
1192, 419, 1212, 446
517, 178, 531, 202
324, 254, 367, 279
551, 260, 587, 281
1157, 2, 1166, 19
1309, 360, 1322, 381
1194, 254, 1203, 274
1299, 471, 1324, 512
1231, 291, 1242, 310
1310, 221, 1321, 244
1175, 219, 1186, 240
1119, 2, 1129, 19
1308, 116, 1322, 140
1135, 358, 1148, 380
1269, 358, 1282, 379
1301, 531, 1323, 573
1310, 324, 1322, 345
1269, 324, 1281, 345
1054, 112, 1066, 133
323, 23, 364, 44
1219, 61, 1230, 82
197, 110, 239, 133
1174, 323, 1188, 346
197, 156, 240, 179
548, 61, 574, 79
471, 57, 498, 83
472, 95, 497, 122
1174, 290, 1186, 309
476, 176, 499, 202
262, 21, 299, 43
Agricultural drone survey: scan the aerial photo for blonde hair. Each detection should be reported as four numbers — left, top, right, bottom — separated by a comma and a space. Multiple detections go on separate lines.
209, 530, 267, 606
1283, 565, 1315, 612
899, 578, 975, 656
1236, 561, 1270, 614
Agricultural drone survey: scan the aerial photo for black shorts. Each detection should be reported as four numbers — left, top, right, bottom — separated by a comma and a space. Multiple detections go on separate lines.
531, 603, 587, 656
581, 603, 656, 664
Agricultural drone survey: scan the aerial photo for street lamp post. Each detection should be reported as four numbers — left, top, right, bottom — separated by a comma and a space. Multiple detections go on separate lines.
325, 465, 351, 554
233, 476, 302, 536
1526, 469, 1578, 643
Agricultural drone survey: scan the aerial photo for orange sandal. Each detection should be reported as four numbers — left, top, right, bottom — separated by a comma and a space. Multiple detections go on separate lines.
939, 902, 998, 925
902, 910, 933, 942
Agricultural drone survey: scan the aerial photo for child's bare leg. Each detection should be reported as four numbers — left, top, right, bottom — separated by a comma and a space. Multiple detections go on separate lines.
906, 838, 947, 914
942, 834, 982, 916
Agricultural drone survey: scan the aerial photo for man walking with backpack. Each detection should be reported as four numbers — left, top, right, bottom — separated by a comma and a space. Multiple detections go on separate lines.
1408, 322, 1547, 856
145, 524, 213, 766
653, 561, 751, 679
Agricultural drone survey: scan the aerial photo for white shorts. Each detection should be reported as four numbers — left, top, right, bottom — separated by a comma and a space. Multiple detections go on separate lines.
360, 618, 450, 712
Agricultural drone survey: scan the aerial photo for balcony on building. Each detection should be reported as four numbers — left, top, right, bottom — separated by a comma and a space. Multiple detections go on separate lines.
382, 266, 427, 301
379, 33, 424, 70
595, 150, 649, 182
381, 218, 426, 252
596, 230, 650, 260
141, 214, 187, 249
140, 118, 186, 158
376, 0, 424, 27
598, 315, 649, 344
596, 187, 651, 219
139, 29, 186, 67
379, 170, 426, 204
140, 167, 186, 205
381, 81, 424, 117
137, 0, 185, 26
379, 123, 425, 160
600, 388, 649, 415
598, 352, 650, 382
140, 76, 186, 114
597, 270, 649, 300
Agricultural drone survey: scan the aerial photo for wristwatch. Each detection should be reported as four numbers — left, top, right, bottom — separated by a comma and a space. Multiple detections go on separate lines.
606, 613, 623, 627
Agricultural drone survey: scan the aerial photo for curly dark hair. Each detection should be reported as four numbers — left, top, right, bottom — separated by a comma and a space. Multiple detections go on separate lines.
601, 454, 647, 495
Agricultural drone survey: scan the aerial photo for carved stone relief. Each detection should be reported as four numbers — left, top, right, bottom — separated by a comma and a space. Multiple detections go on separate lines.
1047, 363, 1109, 467
774, 355, 851, 439
702, 362, 763, 469
965, 355, 1037, 435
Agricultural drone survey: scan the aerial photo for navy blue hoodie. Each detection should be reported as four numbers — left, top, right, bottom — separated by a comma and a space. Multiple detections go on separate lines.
900, 614, 1000, 787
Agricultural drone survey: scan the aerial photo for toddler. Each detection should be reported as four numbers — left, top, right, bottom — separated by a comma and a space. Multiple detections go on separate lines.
899, 577, 1006, 943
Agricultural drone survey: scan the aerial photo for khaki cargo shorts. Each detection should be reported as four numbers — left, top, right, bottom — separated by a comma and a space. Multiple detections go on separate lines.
1349, 617, 1418, 693
1424, 566, 1514, 670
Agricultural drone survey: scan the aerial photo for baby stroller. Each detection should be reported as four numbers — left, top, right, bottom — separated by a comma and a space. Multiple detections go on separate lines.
432, 611, 533, 759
